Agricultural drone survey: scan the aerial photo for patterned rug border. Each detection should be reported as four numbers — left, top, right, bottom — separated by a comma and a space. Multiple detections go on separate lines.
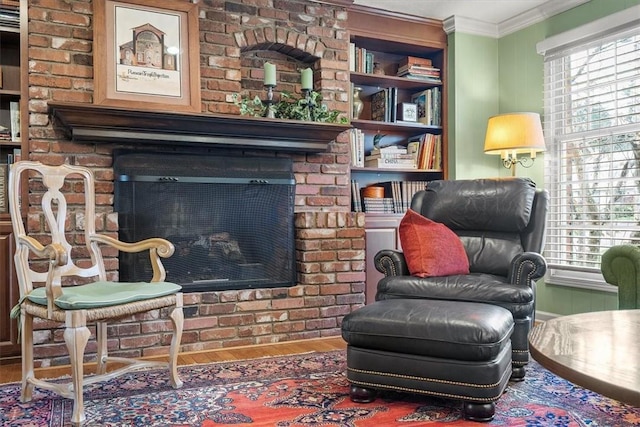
1, 349, 638, 426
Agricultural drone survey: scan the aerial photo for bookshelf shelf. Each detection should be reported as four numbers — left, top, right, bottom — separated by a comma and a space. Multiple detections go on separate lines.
352, 118, 442, 133
350, 72, 442, 90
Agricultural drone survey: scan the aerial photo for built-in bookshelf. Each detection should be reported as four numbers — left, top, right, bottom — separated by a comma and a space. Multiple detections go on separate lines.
0, 2, 22, 213
348, 6, 448, 302
348, 6, 447, 215
1, 0, 23, 359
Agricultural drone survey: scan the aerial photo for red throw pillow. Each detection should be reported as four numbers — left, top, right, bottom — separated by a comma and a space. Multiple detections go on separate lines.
399, 209, 470, 277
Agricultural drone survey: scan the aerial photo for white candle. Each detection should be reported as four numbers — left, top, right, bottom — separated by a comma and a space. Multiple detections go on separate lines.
301, 68, 313, 90
264, 62, 276, 86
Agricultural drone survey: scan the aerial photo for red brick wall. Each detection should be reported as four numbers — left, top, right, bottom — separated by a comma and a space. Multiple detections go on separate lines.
23, 0, 365, 366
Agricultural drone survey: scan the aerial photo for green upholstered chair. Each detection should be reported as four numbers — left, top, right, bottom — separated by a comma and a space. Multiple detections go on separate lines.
601, 245, 640, 309
9, 161, 184, 425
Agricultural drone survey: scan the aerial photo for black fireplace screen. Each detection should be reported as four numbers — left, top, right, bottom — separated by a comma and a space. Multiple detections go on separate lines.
114, 152, 296, 292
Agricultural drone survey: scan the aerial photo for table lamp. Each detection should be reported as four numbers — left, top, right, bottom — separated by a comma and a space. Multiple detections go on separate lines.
483, 112, 546, 176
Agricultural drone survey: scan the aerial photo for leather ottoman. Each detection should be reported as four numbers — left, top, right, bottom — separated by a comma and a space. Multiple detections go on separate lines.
341, 299, 514, 422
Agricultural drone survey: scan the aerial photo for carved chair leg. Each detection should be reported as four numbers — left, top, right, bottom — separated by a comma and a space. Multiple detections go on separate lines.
169, 295, 184, 389
65, 311, 91, 426
95, 321, 108, 375
20, 309, 34, 403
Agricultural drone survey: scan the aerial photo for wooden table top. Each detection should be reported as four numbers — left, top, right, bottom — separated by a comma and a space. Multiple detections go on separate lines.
529, 309, 640, 407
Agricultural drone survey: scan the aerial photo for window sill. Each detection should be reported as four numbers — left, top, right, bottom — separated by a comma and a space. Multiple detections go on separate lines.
545, 271, 618, 293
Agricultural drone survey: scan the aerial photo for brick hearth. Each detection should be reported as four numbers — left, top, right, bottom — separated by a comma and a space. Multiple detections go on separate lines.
24, 0, 365, 366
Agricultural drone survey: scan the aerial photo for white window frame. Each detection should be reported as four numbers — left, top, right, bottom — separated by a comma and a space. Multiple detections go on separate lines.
537, 6, 640, 292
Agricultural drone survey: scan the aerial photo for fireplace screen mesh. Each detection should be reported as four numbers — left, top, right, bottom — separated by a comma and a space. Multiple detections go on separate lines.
114, 153, 296, 292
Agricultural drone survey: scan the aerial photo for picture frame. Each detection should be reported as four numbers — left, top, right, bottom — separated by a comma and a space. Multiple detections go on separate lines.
93, 0, 201, 113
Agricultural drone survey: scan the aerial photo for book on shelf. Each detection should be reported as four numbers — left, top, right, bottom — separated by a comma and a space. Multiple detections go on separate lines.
370, 89, 388, 122
0, 163, 7, 213
398, 56, 433, 69
376, 181, 430, 213
351, 180, 362, 212
350, 45, 374, 73
364, 157, 417, 169
370, 87, 399, 123
411, 87, 441, 126
408, 133, 442, 170
367, 144, 408, 157
397, 64, 440, 77
397, 63, 441, 83
349, 128, 365, 167
10, 101, 20, 142
349, 43, 356, 72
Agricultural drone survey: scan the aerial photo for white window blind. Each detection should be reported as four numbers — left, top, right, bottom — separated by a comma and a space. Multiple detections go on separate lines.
542, 22, 640, 289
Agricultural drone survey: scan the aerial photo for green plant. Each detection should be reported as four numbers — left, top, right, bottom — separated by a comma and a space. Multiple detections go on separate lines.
233, 90, 347, 124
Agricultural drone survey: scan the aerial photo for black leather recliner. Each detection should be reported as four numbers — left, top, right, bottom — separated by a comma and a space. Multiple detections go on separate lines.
374, 177, 548, 380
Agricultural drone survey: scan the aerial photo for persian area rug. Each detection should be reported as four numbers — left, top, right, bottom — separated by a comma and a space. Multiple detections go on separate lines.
1, 350, 638, 426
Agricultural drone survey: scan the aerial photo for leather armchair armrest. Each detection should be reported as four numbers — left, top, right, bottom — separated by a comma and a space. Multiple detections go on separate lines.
507, 252, 547, 286
601, 245, 640, 309
374, 249, 411, 277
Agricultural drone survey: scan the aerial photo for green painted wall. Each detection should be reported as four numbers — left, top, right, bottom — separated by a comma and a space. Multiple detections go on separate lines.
447, 33, 501, 179
449, 0, 640, 315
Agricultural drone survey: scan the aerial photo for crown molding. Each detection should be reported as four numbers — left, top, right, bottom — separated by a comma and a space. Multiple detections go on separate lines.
444, 0, 591, 38
444, 16, 497, 38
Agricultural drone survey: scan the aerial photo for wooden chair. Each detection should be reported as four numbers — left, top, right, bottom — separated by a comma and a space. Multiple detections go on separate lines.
8, 161, 184, 426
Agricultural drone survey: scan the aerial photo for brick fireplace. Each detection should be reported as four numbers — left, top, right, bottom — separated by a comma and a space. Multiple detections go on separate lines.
24, 0, 365, 366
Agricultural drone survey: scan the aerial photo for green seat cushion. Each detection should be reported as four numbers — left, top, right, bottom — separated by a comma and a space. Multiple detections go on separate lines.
27, 281, 181, 310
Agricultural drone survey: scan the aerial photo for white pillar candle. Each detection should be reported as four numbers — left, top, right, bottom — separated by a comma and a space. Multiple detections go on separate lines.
264, 62, 276, 86
301, 68, 313, 90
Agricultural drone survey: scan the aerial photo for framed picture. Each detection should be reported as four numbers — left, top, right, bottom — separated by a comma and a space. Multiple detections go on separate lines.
93, 0, 201, 113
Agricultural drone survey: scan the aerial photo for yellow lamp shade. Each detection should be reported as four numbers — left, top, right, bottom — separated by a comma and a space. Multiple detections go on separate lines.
484, 112, 546, 155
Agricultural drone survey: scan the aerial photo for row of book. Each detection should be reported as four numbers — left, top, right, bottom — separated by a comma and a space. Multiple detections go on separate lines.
352, 137, 442, 171
348, 48, 441, 83
351, 180, 430, 213
407, 133, 443, 170
349, 44, 375, 74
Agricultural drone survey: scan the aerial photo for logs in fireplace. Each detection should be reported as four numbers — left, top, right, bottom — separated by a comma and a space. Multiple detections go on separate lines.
114, 152, 296, 292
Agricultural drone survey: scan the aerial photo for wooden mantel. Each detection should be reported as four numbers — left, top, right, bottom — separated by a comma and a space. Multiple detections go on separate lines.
48, 102, 352, 153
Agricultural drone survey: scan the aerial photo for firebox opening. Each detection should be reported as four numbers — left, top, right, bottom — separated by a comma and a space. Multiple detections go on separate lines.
114, 151, 296, 292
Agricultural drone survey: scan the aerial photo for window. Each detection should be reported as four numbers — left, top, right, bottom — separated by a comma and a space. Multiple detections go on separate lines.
538, 9, 640, 290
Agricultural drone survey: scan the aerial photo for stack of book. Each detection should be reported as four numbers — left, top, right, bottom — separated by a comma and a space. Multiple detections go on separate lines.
364, 145, 416, 169
397, 56, 441, 83
363, 197, 395, 213
0, 125, 11, 142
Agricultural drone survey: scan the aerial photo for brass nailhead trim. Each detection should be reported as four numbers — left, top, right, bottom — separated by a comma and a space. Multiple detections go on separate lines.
347, 365, 510, 402
347, 377, 504, 403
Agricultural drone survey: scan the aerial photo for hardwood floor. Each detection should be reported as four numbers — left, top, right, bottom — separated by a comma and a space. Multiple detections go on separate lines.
0, 336, 347, 385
